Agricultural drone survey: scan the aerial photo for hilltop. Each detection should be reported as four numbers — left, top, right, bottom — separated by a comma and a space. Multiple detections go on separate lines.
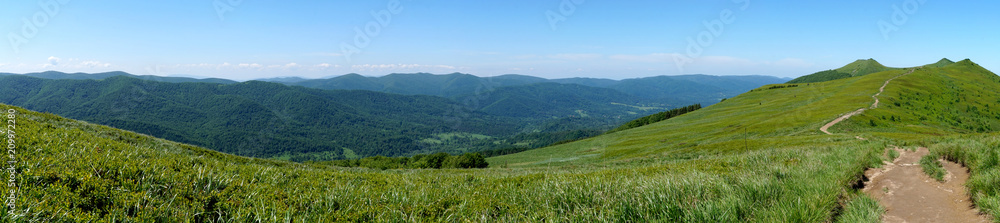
787, 58, 900, 84
925, 58, 956, 68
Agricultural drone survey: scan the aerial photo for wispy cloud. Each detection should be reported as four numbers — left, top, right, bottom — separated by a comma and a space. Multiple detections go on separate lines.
237, 63, 263, 69
315, 63, 339, 69
350, 64, 457, 72
80, 61, 111, 68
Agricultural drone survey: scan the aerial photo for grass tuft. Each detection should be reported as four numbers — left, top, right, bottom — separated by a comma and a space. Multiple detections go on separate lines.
835, 195, 885, 223
920, 155, 947, 182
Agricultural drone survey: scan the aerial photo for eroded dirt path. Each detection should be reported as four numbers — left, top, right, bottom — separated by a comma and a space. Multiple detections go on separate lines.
820, 68, 915, 135
863, 147, 991, 222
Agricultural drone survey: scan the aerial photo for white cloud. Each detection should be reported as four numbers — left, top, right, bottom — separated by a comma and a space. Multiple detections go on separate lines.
315, 63, 340, 69
237, 63, 263, 69
47, 56, 61, 66
283, 63, 300, 69
350, 64, 457, 71
79, 61, 111, 68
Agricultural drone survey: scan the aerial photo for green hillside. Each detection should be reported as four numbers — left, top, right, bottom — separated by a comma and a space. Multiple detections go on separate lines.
3, 59, 999, 221
830, 59, 1000, 136
0, 102, 887, 222
787, 59, 900, 84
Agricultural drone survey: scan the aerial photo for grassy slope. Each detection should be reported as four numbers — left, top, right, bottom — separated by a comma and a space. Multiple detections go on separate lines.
0, 103, 886, 222
832, 59, 1000, 138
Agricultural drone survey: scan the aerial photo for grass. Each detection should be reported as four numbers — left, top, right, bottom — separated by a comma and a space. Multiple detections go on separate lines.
0, 103, 888, 221
919, 155, 947, 182
888, 149, 900, 161
930, 135, 1000, 219
835, 194, 884, 223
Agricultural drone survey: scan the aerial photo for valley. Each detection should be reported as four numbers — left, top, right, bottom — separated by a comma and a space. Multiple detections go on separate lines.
0, 72, 778, 162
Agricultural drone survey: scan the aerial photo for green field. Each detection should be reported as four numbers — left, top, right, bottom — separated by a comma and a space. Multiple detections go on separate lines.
1, 59, 998, 221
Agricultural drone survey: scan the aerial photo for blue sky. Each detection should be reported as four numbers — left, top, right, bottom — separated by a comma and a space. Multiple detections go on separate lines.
1, 0, 997, 80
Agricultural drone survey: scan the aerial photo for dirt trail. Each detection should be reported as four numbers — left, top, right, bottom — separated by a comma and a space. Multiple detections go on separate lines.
820, 69, 915, 135
863, 147, 991, 222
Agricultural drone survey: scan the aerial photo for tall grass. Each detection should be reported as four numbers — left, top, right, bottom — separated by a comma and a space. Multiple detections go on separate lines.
835, 195, 884, 223
919, 155, 946, 182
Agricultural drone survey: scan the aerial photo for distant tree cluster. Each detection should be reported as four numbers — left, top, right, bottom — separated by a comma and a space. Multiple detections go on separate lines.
324, 152, 489, 170
766, 84, 799, 90
608, 104, 702, 133
785, 70, 851, 84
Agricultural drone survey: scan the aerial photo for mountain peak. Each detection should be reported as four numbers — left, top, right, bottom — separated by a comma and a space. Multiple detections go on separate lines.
834, 59, 889, 75
926, 58, 956, 68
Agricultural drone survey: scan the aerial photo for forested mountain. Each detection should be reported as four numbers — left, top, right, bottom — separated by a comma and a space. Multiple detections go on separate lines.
0, 70, 786, 161
0, 71, 237, 84
456, 83, 660, 118
267, 73, 788, 106
0, 74, 657, 161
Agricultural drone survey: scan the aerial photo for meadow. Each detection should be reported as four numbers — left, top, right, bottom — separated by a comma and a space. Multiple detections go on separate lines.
0, 103, 890, 221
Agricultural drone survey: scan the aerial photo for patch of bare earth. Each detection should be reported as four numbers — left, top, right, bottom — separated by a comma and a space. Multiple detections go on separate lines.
863, 147, 992, 222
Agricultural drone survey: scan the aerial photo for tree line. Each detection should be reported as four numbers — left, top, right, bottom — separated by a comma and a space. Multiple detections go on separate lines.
607, 104, 703, 133
320, 152, 489, 170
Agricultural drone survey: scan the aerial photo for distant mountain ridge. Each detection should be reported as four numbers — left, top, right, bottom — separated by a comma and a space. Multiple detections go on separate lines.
263, 73, 789, 106
0, 71, 788, 107
0, 70, 237, 84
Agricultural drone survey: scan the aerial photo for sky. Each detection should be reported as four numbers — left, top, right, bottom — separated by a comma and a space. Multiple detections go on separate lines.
0, 0, 997, 80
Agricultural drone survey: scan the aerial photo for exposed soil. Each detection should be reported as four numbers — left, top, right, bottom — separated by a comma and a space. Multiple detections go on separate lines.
863, 147, 992, 222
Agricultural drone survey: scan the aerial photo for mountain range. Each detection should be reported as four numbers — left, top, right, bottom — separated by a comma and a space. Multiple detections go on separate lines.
0, 71, 785, 161
260, 73, 789, 106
